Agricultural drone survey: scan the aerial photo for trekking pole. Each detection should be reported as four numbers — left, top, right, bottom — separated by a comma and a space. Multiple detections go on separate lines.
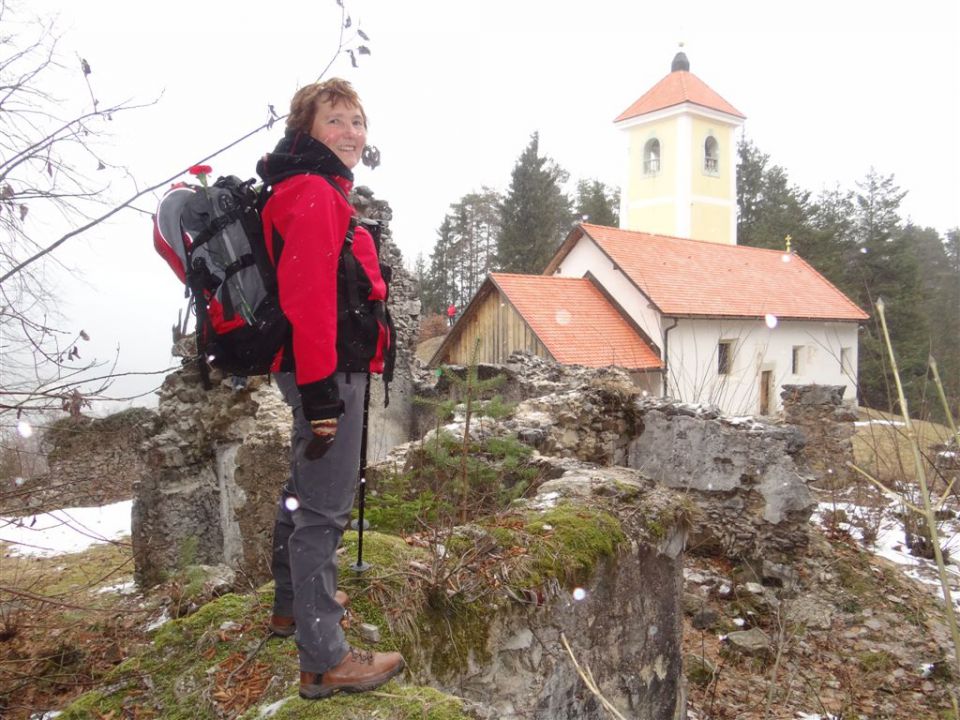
350, 373, 372, 572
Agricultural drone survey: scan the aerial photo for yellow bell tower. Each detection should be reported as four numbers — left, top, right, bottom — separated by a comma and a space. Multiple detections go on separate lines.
615, 52, 745, 244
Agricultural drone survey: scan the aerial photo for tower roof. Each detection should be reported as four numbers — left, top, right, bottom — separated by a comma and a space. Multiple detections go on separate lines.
615, 53, 745, 123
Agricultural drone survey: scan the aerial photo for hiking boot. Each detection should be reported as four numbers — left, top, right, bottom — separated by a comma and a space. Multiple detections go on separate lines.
269, 590, 350, 637
299, 647, 405, 699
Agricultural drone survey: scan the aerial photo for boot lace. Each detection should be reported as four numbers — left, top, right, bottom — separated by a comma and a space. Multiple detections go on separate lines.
349, 647, 374, 664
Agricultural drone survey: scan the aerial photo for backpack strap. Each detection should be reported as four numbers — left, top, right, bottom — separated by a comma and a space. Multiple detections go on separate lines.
317, 176, 364, 313
192, 209, 242, 251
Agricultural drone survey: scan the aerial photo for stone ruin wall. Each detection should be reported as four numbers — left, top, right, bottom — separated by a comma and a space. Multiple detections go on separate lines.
780, 383, 858, 490
129, 354, 842, 588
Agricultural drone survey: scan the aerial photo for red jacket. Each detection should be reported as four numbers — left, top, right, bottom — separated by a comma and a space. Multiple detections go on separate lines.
257, 132, 389, 413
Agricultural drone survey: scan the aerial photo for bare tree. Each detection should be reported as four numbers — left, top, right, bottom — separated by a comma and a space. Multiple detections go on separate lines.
0, 0, 156, 424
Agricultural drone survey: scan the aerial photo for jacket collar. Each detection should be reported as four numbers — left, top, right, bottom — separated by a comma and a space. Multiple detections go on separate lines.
256, 130, 354, 189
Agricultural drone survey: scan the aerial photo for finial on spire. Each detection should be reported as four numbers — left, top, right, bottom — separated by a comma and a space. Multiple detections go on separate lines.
785, 235, 792, 253
671, 49, 690, 73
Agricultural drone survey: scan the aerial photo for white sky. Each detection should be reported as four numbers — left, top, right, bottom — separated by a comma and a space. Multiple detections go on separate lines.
14, 0, 960, 410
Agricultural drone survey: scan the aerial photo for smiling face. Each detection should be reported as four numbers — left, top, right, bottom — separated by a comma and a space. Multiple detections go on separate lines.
309, 99, 366, 170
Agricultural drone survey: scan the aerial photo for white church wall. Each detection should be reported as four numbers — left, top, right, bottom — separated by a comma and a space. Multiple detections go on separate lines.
665, 318, 859, 416
552, 238, 663, 348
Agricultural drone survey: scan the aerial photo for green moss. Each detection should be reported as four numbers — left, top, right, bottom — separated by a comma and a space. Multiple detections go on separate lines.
0, 539, 133, 599
238, 682, 473, 720
487, 525, 518, 548
858, 650, 896, 673
178, 535, 200, 569
524, 502, 625, 587
59, 690, 113, 719
338, 531, 430, 643
62, 591, 273, 719
417, 595, 493, 683
152, 592, 251, 652
686, 656, 714, 687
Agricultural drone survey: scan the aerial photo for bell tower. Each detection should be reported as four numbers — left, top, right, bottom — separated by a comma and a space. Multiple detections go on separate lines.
615, 52, 745, 244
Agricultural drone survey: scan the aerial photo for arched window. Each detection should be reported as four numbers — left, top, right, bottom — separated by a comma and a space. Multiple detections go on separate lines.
704, 136, 719, 174
643, 138, 660, 175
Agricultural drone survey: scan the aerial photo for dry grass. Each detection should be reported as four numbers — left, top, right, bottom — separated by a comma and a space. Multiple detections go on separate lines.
0, 538, 154, 719
852, 406, 956, 491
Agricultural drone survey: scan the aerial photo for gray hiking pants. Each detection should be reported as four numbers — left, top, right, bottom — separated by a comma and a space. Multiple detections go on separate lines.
270, 370, 366, 674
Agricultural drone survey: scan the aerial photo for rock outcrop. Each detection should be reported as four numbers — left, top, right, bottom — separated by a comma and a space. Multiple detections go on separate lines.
417, 353, 816, 564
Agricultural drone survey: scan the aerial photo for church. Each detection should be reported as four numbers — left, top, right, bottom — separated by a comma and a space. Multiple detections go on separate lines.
430, 52, 867, 417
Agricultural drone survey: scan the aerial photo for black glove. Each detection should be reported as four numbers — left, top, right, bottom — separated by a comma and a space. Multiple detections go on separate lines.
298, 378, 343, 461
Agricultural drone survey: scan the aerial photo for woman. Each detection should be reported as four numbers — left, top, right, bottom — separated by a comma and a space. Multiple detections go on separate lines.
256, 78, 402, 700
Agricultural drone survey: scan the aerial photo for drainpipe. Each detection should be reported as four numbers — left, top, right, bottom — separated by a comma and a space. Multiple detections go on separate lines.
662, 318, 679, 397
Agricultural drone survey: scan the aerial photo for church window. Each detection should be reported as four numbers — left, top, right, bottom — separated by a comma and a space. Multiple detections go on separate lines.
643, 138, 660, 175
840, 347, 853, 376
792, 345, 804, 374
718, 340, 733, 375
704, 136, 719, 174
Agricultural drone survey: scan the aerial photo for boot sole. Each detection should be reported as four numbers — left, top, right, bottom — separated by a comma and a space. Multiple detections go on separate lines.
299, 660, 405, 699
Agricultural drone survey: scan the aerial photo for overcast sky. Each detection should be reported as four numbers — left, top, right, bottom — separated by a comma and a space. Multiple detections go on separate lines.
17, 0, 960, 410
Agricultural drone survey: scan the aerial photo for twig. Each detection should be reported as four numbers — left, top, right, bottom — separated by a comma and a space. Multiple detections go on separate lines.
1, 4, 360, 285
225, 632, 270, 686
559, 632, 628, 720
846, 461, 922, 513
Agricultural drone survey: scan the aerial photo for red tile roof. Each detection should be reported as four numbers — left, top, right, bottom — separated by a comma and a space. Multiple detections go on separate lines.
569, 225, 869, 321
490, 273, 663, 370
615, 70, 744, 122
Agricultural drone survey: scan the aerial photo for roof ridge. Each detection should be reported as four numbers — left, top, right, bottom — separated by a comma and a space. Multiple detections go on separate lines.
583, 223, 795, 254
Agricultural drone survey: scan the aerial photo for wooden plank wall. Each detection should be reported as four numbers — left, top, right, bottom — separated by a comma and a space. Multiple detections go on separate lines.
441, 289, 551, 365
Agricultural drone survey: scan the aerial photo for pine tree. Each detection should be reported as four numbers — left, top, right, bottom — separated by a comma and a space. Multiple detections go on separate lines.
496, 133, 573, 273
421, 217, 458, 314
448, 188, 502, 303
945, 228, 960, 417
574, 179, 619, 227
808, 185, 858, 292
905, 224, 960, 420
848, 170, 930, 414
736, 137, 816, 254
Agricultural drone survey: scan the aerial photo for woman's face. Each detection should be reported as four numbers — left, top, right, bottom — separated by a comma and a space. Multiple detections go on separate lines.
310, 99, 367, 170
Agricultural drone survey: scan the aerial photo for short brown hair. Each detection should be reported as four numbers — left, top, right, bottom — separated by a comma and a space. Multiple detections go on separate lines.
286, 78, 367, 133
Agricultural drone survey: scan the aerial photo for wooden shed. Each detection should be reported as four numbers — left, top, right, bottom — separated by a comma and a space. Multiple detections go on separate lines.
429, 273, 663, 382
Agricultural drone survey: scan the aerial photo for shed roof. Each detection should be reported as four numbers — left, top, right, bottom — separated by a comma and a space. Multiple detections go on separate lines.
490, 273, 663, 370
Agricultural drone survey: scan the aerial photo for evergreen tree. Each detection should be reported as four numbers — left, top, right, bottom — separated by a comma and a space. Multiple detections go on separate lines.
574, 179, 619, 227
496, 133, 573, 273
908, 224, 960, 419
945, 228, 960, 417
413, 252, 427, 287
448, 188, 502, 303
808, 185, 858, 292
421, 217, 458, 314
736, 137, 816, 254
847, 170, 929, 414
421, 190, 503, 314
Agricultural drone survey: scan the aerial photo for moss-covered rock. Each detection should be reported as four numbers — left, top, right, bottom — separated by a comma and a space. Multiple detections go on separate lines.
58, 579, 473, 720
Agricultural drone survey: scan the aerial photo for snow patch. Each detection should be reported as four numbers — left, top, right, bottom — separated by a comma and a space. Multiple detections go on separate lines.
0, 500, 132, 557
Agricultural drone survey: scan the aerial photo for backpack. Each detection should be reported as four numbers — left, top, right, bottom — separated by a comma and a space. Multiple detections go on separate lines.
152, 174, 397, 396
153, 175, 289, 387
